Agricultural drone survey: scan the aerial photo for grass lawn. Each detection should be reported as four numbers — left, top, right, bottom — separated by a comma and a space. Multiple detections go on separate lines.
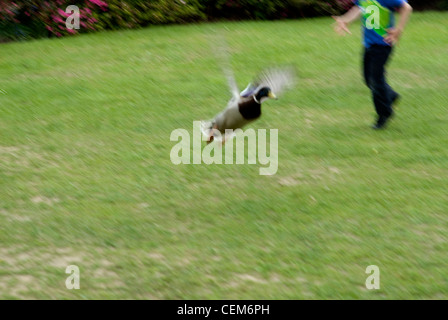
0, 12, 447, 299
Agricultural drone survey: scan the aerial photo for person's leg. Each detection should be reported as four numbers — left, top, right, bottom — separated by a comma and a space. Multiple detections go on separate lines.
386, 83, 400, 108
386, 83, 398, 102
368, 45, 397, 128
363, 47, 372, 90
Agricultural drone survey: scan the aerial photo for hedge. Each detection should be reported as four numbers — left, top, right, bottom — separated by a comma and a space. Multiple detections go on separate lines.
0, 0, 446, 41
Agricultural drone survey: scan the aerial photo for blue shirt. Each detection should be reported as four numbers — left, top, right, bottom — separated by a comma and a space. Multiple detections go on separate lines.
354, 0, 407, 48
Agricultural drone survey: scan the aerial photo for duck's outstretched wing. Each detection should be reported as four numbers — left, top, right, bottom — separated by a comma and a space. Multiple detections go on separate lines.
212, 34, 240, 99
223, 63, 240, 100
251, 66, 297, 97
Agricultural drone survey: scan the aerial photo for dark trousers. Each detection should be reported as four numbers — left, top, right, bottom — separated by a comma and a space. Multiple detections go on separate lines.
363, 45, 398, 118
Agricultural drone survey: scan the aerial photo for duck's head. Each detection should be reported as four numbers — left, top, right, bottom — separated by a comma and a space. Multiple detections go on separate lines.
255, 87, 277, 104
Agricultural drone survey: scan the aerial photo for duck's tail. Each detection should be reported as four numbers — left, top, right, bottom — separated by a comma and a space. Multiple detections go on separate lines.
200, 119, 215, 138
200, 120, 236, 143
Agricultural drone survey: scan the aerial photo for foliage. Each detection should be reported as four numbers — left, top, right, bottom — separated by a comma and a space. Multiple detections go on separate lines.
0, 0, 446, 41
95, 0, 205, 30
0, 0, 107, 41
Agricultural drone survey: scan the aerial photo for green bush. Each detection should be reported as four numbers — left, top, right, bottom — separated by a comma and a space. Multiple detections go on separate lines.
0, 0, 108, 41
198, 0, 285, 20
96, 0, 205, 30
409, 0, 448, 10
199, 0, 353, 20
0, 0, 446, 42
0, 0, 204, 41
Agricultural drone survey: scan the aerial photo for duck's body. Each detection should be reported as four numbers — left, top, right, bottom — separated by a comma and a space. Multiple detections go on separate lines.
214, 95, 262, 133
202, 66, 296, 143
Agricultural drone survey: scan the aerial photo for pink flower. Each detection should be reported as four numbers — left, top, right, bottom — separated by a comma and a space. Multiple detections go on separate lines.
46, 26, 53, 31
88, 0, 108, 8
53, 16, 64, 23
57, 8, 70, 17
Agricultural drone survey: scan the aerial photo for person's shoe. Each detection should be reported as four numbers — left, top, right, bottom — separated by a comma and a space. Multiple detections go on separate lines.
372, 114, 393, 130
392, 93, 401, 110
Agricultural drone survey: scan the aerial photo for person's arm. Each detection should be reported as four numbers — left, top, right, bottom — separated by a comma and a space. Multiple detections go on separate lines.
332, 6, 362, 35
385, 2, 413, 45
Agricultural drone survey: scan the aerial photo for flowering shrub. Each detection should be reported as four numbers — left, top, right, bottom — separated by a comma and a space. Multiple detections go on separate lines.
0, 0, 446, 41
0, 0, 108, 40
199, 0, 355, 20
95, 0, 204, 30
0, 0, 206, 40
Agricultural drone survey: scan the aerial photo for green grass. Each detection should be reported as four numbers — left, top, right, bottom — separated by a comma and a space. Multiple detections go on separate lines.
0, 12, 447, 299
